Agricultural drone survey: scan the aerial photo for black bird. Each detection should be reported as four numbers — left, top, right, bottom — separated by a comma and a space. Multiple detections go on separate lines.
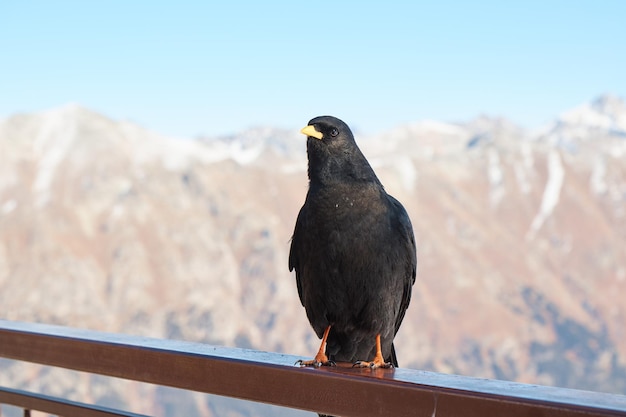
289, 116, 416, 370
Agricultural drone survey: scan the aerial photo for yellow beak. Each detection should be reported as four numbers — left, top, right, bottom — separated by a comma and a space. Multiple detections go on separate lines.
300, 125, 323, 140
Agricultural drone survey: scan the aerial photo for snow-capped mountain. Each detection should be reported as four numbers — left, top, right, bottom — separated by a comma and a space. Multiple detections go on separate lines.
1, 95, 625, 416
558, 94, 626, 133
536, 95, 626, 152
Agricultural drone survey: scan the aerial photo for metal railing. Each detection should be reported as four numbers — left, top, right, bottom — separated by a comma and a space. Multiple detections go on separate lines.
1, 320, 625, 417
0, 387, 150, 417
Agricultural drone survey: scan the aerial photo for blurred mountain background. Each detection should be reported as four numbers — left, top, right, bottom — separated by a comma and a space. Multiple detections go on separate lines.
1, 95, 625, 415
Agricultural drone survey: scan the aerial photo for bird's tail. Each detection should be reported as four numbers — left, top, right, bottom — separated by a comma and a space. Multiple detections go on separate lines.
388, 342, 399, 368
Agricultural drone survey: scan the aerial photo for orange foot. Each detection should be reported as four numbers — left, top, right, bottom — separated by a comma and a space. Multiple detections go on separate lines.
353, 334, 393, 369
295, 325, 336, 368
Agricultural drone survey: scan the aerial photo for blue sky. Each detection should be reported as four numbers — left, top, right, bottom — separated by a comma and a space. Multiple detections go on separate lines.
1, 1, 625, 137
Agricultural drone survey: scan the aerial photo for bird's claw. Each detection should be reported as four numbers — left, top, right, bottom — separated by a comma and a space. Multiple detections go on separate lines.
294, 359, 317, 367
352, 360, 393, 369
352, 361, 371, 368
295, 358, 336, 368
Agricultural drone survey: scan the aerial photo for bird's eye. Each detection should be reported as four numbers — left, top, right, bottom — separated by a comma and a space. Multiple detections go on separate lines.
330, 128, 339, 137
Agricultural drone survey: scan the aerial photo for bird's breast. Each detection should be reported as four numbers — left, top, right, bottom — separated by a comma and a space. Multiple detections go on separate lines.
331, 195, 355, 210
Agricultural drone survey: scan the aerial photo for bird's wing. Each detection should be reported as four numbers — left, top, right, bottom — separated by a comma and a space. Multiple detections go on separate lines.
288, 205, 307, 305
389, 195, 417, 337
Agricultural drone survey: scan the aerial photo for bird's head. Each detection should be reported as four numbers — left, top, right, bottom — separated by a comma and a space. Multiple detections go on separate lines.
300, 116, 379, 185
300, 115, 352, 143
300, 115, 358, 154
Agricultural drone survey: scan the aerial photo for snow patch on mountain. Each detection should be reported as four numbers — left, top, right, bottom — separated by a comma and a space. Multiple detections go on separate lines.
201, 126, 305, 166
414, 120, 467, 136
590, 156, 608, 195
487, 148, 505, 206
528, 150, 565, 238
395, 156, 418, 191
1, 200, 16, 214
32, 105, 79, 205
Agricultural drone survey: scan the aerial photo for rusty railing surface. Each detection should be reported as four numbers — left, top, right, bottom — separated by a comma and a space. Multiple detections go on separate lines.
1, 319, 626, 417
